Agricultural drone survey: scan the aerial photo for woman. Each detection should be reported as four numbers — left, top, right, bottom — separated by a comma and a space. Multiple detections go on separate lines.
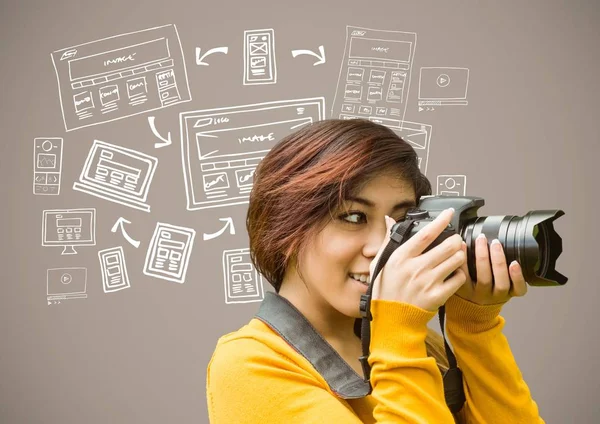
206, 119, 543, 423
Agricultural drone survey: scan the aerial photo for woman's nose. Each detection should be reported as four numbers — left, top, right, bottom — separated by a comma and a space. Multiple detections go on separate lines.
362, 221, 388, 258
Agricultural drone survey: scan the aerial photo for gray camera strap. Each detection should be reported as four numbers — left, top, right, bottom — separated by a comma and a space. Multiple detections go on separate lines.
358, 219, 466, 414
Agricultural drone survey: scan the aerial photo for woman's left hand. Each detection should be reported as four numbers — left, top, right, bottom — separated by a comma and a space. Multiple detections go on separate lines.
454, 233, 528, 305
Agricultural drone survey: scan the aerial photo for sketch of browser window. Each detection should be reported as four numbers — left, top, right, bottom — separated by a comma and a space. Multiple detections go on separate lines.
340, 115, 432, 175
73, 140, 158, 212
331, 26, 417, 127
51, 24, 191, 132
223, 248, 265, 304
180, 97, 326, 211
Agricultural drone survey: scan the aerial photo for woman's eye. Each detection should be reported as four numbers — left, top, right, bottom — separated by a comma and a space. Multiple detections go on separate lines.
339, 212, 367, 224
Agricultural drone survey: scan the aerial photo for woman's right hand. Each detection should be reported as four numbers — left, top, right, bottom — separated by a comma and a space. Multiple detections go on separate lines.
369, 208, 467, 312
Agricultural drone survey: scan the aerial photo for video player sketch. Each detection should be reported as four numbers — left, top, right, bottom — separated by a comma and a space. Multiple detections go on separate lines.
42, 208, 96, 255
51, 24, 191, 131
436, 175, 467, 196
73, 140, 158, 212
418, 67, 470, 109
243, 29, 276, 85
223, 248, 265, 304
47, 267, 88, 305
99, 246, 131, 293
143, 222, 196, 284
180, 97, 326, 211
33, 138, 63, 195
332, 26, 417, 127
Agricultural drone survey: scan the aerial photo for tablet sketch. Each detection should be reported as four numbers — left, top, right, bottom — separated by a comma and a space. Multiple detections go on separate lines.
143, 222, 196, 284
51, 24, 191, 131
340, 115, 432, 175
332, 26, 417, 126
223, 248, 265, 304
180, 97, 326, 211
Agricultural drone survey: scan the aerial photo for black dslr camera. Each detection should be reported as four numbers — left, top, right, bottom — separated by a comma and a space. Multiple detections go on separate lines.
393, 195, 567, 286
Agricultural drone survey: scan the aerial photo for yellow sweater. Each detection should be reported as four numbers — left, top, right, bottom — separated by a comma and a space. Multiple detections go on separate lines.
206, 294, 543, 423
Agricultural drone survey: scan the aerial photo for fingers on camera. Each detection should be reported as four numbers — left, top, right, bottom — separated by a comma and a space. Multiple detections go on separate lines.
406, 208, 454, 256
438, 247, 466, 283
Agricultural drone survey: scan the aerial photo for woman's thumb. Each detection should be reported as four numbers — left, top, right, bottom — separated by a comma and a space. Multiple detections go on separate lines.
369, 215, 396, 295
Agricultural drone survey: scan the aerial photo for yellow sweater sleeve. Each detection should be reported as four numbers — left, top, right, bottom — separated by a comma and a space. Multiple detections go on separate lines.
444, 295, 545, 424
206, 299, 457, 423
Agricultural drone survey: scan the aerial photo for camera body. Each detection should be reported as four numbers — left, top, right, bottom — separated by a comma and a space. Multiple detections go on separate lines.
391, 195, 567, 287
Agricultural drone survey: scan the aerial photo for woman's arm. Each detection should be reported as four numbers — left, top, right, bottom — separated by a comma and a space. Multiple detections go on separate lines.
206, 300, 456, 423
445, 295, 545, 424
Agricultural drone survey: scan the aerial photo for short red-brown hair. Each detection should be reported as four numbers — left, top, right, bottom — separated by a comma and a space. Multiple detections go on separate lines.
246, 119, 431, 292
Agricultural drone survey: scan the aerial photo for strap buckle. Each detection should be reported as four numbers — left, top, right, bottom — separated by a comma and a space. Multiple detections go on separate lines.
359, 294, 372, 320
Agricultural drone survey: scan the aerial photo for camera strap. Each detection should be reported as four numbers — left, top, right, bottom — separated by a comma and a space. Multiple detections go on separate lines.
358, 219, 466, 414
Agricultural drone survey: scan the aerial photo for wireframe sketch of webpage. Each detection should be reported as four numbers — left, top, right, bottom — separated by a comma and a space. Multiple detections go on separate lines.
73, 140, 158, 212
180, 97, 326, 211
339, 115, 432, 175
223, 248, 264, 304
51, 24, 191, 131
332, 26, 417, 126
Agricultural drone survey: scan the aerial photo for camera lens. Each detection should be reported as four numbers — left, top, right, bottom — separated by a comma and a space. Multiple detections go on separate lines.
461, 210, 567, 286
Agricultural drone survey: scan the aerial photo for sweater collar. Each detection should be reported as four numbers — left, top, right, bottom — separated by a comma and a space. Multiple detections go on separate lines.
254, 291, 370, 399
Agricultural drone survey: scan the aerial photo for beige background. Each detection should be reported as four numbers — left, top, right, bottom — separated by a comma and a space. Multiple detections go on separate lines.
1, 0, 598, 422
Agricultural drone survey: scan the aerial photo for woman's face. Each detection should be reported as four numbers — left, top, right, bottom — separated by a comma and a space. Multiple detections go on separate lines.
294, 172, 417, 318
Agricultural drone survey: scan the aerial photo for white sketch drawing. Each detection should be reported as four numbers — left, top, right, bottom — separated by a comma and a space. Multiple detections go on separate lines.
291, 45, 326, 66
340, 115, 432, 175
203, 217, 235, 241
180, 97, 326, 211
47, 267, 88, 304
143, 222, 196, 284
436, 175, 467, 196
33, 137, 63, 195
99, 246, 131, 293
148, 116, 172, 148
332, 26, 417, 127
73, 140, 158, 212
111, 217, 140, 248
418, 67, 470, 110
42, 208, 96, 255
51, 24, 191, 132
196, 46, 229, 66
243, 29, 276, 85
223, 248, 264, 304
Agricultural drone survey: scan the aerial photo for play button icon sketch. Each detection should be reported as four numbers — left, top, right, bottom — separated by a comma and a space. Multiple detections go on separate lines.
437, 74, 450, 87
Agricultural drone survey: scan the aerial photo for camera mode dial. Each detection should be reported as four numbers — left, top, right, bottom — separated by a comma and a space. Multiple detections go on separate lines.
406, 209, 430, 220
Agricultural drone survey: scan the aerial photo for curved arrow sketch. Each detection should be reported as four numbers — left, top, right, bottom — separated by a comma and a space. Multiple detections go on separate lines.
111, 217, 140, 248
196, 46, 229, 66
291, 45, 326, 66
203, 217, 235, 241
148, 116, 172, 148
